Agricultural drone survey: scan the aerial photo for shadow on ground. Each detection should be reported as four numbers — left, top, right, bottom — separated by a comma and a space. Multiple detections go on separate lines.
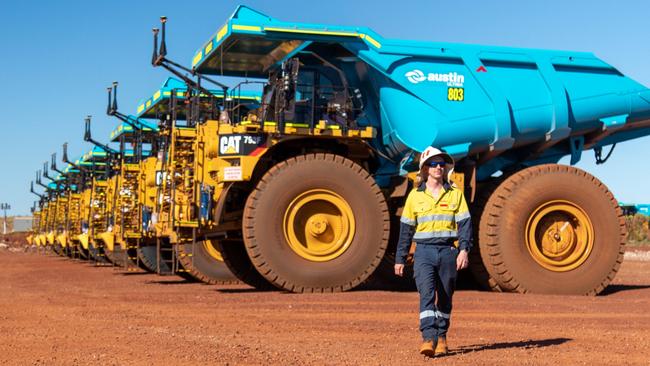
216, 287, 275, 294
600, 284, 650, 296
442, 337, 572, 357
147, 279, 195, 285
115, 271, 152, 276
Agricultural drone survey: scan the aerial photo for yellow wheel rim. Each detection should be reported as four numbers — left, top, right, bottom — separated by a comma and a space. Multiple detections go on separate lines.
203, 240, 224, 262
525, 200, 594, 272
283, 189, 355, 262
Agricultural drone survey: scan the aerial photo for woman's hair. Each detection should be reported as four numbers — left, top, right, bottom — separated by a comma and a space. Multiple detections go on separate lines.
415, 168, 427, 186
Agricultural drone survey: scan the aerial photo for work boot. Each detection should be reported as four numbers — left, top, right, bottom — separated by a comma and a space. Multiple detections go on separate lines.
419, 338, 437, 357
434, 336, 448, 356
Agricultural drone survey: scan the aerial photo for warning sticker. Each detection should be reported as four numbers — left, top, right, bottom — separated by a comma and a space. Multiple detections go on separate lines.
223, 166, 243, 181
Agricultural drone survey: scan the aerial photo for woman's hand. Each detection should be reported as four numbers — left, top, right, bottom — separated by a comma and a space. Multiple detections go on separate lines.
456, 249, 469, 270
394, 264, 405, 277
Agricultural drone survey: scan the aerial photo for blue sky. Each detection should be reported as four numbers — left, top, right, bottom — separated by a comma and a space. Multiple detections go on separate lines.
1, 0, 649, 215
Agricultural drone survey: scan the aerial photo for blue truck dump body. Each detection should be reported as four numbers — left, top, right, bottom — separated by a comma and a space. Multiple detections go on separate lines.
192, 6, 650, 181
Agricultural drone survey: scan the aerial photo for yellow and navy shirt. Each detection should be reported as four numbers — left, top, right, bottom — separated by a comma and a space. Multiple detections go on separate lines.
395, 182, 473, 265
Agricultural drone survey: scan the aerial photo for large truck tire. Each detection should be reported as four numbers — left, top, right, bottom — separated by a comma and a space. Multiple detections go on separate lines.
137, 245, 159, 272
478, 164, 626, 295
104, 246, 131, 268
468, 179, 505, 292
138, 241, 196, 281
52, 243, 64, 256
176, 240, 239, 284
243, 153, 390, 293
123, 242, 153, 272
216, 239, 274, 290
76, 245, 89, 260
103, 248, 119, 265
88, 241, 110, 264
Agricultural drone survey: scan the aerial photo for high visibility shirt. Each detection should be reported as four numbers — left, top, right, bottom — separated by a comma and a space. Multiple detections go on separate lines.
395, 182, 473, 265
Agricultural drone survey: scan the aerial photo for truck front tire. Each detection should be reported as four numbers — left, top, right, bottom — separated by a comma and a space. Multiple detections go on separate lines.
243, 153, 389, 292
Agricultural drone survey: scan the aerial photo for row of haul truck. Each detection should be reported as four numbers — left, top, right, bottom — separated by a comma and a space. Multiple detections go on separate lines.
27, 6, 650, 295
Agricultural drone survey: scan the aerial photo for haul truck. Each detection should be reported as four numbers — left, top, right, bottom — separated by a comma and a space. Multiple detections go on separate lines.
144, 6, 650, 295
74, 142, 114, 265
100, 148, 155, 270
29, 181, 49, 251
133, 77, 259, 283
57, 157, 89, 260
31, 172, 65, 254
48, 154, 87, 259
71, 150, 106, 263
137, 153, 164, 272
97, 118, 156, 268
53, 178, 70, 256
39, 167, 61, 253
29, 179, 48, 250
35, 171, 64, 253
100, 85, 160, 272
35, 199, 50, 249
56, 144, 104, 261
27, 202, 39, 248
36, 203, 49, 250
47, 158, 70, 254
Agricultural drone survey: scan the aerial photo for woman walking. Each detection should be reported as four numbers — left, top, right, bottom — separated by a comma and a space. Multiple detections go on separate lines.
394, 146, 472, 357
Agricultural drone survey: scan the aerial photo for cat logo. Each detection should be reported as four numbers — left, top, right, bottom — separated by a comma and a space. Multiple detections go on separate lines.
218, 134, 265, 156
220, 135, 242, 155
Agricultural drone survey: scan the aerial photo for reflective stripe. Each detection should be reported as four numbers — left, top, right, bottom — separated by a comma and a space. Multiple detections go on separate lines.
455, 211, 471, 222
419, 310, 450, 319
417, 214, 455, 224
400, 216, 416, 226
413, 231, 458, 240
436, 311, 450, 319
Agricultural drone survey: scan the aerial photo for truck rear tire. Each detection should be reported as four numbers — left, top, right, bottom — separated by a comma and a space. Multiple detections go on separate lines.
123, 240, 153, 272
137, 245, 159, 272
139, 241, 197, 281
177, 240, 239, 284
77, 245, 89, 260
217, 239, 274, 290
479, 164, 626, 295
103, 248, 123, 266
88, 241, 110, 264
243, 153, 390, 292
52, 243, 64, 256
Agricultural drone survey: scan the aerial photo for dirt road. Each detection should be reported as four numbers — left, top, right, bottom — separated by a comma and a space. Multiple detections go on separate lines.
1, 250, 649, 365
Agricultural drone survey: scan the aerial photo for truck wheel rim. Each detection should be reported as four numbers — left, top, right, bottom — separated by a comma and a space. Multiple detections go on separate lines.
203, 240, 224, 262
283, 189, 355, 262
525, 200, 594, 272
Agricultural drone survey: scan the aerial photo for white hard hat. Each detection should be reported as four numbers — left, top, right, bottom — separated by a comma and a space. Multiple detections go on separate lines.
419, 146, 454, 169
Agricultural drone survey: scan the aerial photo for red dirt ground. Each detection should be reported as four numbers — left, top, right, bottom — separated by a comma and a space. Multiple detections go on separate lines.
1, 249, 649, 365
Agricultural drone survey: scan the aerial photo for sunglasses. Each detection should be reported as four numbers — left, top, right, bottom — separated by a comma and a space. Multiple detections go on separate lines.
426, 161, 446, 167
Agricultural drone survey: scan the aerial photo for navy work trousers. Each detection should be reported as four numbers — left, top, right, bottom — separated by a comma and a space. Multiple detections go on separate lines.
413, 244, 458, 341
